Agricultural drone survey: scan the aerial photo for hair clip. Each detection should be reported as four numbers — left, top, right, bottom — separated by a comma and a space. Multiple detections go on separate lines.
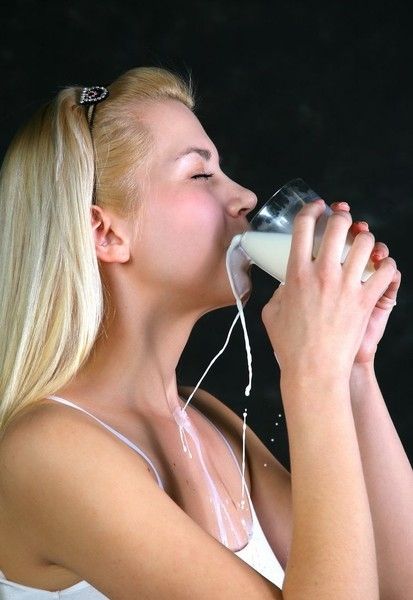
79, 86, 109, 106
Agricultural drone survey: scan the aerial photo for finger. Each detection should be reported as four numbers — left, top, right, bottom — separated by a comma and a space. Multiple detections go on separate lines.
370, 242, 389, 264
348, 223, 389, 268
330, 201, 350, 212
363, 257, 398, 305
375, 268, 401, 310
314, 208, 353, 269
287, 199, 327, 274
342, 230, 376, 282
350, 221, 369, 237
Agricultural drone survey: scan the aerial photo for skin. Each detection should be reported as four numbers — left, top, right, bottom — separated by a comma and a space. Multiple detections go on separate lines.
71, 99, 258, 417
0, 98, 408, 599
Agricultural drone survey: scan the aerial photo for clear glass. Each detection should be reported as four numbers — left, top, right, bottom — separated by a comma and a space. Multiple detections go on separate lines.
237, 178, 374, 284
249, 178, 324, 233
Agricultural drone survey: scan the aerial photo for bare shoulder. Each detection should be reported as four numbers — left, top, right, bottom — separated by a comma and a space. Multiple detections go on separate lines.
0, 399, 282, 599
180, 386, 292, 569
0, 399, 155, 489
0, 399, 158, 542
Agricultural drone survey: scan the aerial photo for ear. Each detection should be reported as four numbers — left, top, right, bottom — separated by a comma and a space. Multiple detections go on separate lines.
91, 206, 131, 264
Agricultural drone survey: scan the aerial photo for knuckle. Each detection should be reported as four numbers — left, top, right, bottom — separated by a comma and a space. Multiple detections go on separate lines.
291, 268, 307, 284
355, 230, 375, 246
294, 211, 312, 226
382, 256, 397, 270
299, 201, 319, 213
294, 201, 325, 229
329, 210, 352, 225
317, 264, 334, 286
296, 201, 324, 220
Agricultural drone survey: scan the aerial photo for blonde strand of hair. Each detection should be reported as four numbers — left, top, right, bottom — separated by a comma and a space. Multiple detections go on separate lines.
0, 66, 194, 433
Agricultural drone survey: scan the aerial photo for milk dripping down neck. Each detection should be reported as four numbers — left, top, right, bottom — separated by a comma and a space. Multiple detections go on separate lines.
169, 297, 253, 545
168, 233, 255, 526
225, 234, 254, 397
179, 233, 254, 409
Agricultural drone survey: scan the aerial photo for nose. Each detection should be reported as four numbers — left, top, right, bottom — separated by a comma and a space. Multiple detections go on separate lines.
226, 181, 258, 219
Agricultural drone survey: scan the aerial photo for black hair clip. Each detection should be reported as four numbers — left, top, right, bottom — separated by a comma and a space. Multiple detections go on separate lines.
79, 86, 109, 105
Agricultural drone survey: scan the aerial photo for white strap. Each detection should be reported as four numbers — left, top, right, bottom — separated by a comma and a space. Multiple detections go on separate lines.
46, 395, 164, 490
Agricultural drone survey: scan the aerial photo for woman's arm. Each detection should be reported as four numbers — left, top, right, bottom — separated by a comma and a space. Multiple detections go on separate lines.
260, 199, 397, 599
280, 372, 378, 599
340, 209, 412, 599
350, 363, 413, 600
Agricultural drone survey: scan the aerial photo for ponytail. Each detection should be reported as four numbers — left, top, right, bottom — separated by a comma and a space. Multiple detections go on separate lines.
0, 66, 194, 432
0, 89, 102, 430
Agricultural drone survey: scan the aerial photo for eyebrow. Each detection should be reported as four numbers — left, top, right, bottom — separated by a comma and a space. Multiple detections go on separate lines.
175, 147, 222, 164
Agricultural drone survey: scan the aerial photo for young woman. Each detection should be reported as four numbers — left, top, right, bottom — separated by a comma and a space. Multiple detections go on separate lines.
0, 67, 411, 599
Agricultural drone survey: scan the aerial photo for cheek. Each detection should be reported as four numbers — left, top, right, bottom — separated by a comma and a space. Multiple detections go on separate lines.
135, 192, 225, 282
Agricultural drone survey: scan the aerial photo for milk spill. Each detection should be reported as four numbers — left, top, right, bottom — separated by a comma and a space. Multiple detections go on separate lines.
173, 405, 246, 547
181, 311, 241, 412
225, 235, 253, 397
225, 235, 257, 509
241, 408, 248, 509
170, 237, 256, 544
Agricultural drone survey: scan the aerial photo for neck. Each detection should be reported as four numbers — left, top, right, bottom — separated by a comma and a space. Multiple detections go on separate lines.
64, 288, 209, 416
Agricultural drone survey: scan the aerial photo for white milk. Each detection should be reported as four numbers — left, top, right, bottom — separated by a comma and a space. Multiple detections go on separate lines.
239, 232, 291, 282
239, 230, 375, 283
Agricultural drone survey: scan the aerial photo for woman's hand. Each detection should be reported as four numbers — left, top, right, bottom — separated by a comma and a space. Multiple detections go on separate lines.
341, 207, 402, 365
261, 200, 398, 384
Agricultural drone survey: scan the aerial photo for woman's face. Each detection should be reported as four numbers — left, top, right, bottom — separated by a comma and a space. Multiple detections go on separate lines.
126, 99, 257, 311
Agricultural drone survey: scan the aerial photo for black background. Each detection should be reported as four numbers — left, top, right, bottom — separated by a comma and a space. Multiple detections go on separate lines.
2, 1, 412, 469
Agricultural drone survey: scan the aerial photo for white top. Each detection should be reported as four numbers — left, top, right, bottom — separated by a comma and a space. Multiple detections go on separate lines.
0, 396, 285, 597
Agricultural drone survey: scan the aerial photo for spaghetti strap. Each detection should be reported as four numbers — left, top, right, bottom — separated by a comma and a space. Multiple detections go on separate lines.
46, 395, 164, 490
46, 395, 249, 503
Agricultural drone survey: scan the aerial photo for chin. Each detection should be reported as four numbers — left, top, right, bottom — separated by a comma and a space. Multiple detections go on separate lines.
197, 262, 252, 312
216, 280, 252, 311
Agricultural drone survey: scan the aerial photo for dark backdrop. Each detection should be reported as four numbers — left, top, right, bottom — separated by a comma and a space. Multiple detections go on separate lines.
2, 1, 412, 469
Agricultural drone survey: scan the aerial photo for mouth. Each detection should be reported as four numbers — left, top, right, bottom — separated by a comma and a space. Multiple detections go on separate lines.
226, 230, 247, 251
225, 235, 253, 300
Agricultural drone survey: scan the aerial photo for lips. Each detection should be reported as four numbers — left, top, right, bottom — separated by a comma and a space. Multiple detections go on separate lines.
226, 228, 249, 250
226, 237, 252, 300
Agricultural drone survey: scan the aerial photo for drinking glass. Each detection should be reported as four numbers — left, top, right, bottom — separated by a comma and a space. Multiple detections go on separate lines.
227, 178, 374, 297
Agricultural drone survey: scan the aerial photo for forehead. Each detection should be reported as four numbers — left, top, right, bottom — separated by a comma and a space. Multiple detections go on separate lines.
139, 99, 215, 159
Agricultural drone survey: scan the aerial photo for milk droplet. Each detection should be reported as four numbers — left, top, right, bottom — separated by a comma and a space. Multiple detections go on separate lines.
241, 409, 248, 504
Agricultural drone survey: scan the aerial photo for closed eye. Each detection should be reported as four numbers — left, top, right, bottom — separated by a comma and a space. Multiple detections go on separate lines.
191, 173, 213, 180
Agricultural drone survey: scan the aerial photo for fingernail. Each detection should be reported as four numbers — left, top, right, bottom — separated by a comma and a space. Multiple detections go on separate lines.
355, 221, 369, 228
331, 201, 350, 210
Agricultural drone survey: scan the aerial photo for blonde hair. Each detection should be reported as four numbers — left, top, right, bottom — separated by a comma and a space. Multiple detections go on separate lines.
0, 67, 194, 432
